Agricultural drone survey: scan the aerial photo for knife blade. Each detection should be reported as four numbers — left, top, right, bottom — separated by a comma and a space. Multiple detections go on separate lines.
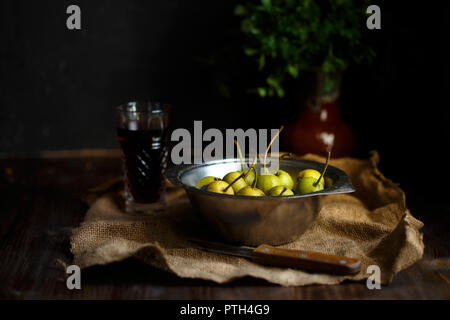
189, 239, 361, 275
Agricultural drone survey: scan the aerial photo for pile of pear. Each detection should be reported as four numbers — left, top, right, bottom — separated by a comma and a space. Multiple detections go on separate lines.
196, 127, 332, 197
195, 165, 332, 197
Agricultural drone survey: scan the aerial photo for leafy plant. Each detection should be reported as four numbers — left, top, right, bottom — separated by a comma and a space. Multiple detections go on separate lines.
235, 0, 375, 97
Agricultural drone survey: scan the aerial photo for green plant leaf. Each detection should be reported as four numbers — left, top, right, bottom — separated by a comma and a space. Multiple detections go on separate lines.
236, 0, 374, 99
261, 0, 271, 9
258, 54, 266, 70
257, 87, 267, 97
266, 76, 280, 89
323, 76, 334, 93
276, 87, 285, 98
287, 64, 299, 78
244, 48, 258, 56
234, 5, 247, 16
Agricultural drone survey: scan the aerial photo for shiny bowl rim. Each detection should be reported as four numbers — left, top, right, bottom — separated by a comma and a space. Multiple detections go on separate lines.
166, 158, 355, 200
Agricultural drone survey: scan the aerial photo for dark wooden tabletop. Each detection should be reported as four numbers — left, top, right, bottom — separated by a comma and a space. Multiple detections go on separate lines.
0, 150, 449, 300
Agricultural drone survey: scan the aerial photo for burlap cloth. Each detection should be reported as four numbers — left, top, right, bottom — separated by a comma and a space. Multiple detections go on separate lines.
70, 152, 424, 286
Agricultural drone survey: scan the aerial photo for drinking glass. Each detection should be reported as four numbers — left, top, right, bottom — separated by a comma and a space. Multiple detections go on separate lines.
115, 101, 170, 213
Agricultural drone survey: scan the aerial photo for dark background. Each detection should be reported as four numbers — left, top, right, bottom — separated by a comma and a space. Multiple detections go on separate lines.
1, 0, 449, 198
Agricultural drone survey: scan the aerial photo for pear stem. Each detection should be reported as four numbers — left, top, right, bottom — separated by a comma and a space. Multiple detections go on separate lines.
281, 186, 287, 196
242, 156, 258, 180
280, 152, 293, 160
276, 152, 293, 172
234, 139, 245, 172
257, 153, 265, 173
263, 126, 284, 174
314, 151, 331, 187
223, 171, 246, 192
251, 166, 258, 188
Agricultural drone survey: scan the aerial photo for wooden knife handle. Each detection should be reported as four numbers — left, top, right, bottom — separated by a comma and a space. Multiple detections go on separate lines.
251, 245, 361, 275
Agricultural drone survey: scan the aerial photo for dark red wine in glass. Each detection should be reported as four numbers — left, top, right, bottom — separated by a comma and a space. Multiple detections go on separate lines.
117, 128, 168, 203
115, 102, 170, 212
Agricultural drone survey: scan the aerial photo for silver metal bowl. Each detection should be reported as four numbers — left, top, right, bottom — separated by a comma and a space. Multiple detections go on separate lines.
166, 158, 354, 246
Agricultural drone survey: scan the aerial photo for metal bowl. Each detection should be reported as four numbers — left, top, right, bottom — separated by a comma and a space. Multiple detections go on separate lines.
166, 158, 354, 246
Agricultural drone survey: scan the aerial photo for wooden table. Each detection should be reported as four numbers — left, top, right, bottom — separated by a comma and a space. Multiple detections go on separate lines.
0, 150, 449, 299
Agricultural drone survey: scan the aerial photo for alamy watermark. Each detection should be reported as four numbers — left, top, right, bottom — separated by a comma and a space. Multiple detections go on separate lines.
63, 263, 381, 290
366, 5, 381, 30
366, 265, 382, 289
171, 121, 281, 172
66, 264, 81, 290
66, 5, 81, 30
65, 4, 380, 31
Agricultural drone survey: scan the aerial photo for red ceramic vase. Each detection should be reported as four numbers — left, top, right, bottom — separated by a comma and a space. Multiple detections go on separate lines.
283, 71, 354, 158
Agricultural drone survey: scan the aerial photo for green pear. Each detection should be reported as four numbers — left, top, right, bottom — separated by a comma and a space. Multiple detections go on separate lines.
233, 138, 256, 186
205, 180, 235, 195
268, 185, 294, 196
276, 170, 294, 190
296, 169, 324, 187
295, 151, 331, 194
242, 168, 255, 186
325, 177, 333, 188
294, 177, 324, 195
256, 174, 282, 194
237, 185, 265, 197
223, 171, 247, 193
254, 125, 285, 194
236, 166, 265, 196
196, 176, 220, 189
